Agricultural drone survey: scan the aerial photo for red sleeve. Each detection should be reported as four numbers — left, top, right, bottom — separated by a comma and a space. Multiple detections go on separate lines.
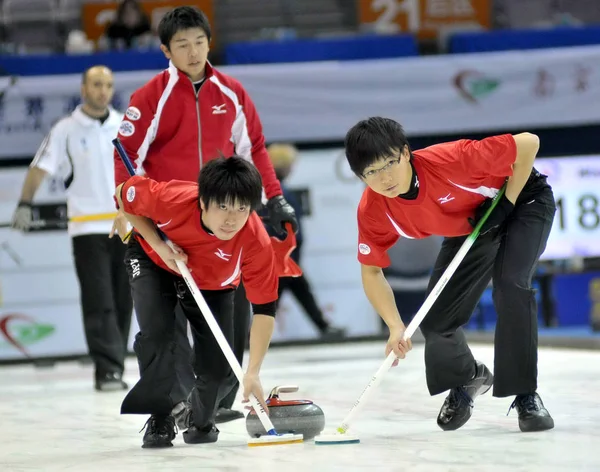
241, 216, 279, 304
233, 84, 282, 199
114, 86, 157, 187
120, 175, 169, 224
357, 197, 400, 268
457, 134, 517, 179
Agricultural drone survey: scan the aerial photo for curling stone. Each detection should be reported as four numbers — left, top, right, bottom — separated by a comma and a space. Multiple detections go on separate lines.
246, 385, 325, 440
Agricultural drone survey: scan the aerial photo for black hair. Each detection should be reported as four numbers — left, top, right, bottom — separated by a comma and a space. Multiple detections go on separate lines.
114, 0, 146, 25
344, 117, 411, 177
198, 156, 262, 211
158, 6, 212, 48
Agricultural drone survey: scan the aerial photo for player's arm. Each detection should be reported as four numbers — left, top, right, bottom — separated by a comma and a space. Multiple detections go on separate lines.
357, 209, 412, 360
244, 258, 278, 375
233, 84, 281, 199
505, 133, 540, 204
18, 167, 48, 202
360, 264, 411, 361
361, 263, 404, 331
12, 124, 67, 230
115, 181, 162, 247
239, 225, 280, 409
114, 89, 156, 187
246, 312, 275, 376
232, 84, 297, 234
115, 177, 187, 273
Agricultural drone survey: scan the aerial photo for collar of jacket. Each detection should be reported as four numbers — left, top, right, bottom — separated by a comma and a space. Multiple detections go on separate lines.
72, 105, 115, 127
168, 60, 215, 84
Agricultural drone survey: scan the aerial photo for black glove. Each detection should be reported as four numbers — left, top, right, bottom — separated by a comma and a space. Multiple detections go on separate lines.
265, 195, 298, 235
468, 194, 514, 235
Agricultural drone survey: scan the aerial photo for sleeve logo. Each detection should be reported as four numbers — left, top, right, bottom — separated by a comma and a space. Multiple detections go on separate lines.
358, 243, 371, 255
125, 106, 141, 121
119, 120, 135, 137
126, 186, 136, 202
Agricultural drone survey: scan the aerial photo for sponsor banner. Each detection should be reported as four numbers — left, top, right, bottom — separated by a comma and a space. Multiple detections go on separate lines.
0, 307, 87, 360
358, 0, 491, 39
2, 44, 600, 158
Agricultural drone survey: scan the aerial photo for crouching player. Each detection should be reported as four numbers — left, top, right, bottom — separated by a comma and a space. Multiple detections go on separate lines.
115, 156, 286, 448
344, 117, 555, 433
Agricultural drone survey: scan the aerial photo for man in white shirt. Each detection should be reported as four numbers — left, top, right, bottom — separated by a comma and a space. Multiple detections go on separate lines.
11, 65, 132, 392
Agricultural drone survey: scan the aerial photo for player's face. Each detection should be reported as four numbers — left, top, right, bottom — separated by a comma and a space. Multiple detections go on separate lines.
361, 146, 412, 198
200, 199, 251, 241
161, 28, 210, 82
81, 67, 114, 112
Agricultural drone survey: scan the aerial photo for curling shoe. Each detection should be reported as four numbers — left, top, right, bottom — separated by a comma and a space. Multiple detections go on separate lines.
437, 361, 494, 431
183, 424, 219, 444
508, 393, 554, 432
141, 415, 177, 448
215, 407, 244, 424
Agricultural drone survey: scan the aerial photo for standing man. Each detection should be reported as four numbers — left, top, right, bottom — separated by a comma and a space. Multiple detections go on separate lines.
344, 117, 555, 433
12, 65, 132, 392
113, 6, 297, 425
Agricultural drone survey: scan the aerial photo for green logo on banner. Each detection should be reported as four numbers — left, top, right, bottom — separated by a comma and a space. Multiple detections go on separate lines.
0, 314, 55, 357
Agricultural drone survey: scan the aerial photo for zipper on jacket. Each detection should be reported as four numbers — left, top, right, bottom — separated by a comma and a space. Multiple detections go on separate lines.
192, 78, 206, 170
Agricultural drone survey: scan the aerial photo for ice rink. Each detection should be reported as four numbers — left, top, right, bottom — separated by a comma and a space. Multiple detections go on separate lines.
1, 341, 599, 472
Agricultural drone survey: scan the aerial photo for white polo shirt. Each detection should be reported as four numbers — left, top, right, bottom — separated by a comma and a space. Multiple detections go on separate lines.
31, 106, 122, 237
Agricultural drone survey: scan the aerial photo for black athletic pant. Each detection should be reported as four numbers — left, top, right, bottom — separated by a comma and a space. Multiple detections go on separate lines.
72, 234, 132, 377
219, 283, 251, 410
277, 275, 329, 332
420, 172, 556, 398
121, 239, 236, 429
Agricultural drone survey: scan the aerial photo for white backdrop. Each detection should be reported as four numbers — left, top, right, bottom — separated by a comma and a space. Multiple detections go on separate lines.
2, 44, 600, 158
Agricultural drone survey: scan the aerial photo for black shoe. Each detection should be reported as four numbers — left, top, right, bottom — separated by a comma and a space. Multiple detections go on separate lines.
94, 372, 128, 392
320, 326, 346, 341
171, 401, 193, 430
508, 393, 554, 432
437, 361, 493, 431
183, 424, 219, 444
141, 415, 177, 448
215, 407, 244, 424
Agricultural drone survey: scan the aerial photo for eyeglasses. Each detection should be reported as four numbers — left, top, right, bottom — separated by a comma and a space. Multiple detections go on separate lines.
362, 158, 401, 180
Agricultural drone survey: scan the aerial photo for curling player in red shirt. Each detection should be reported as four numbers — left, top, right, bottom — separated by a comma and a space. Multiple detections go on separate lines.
115, 156, 298, 448
344, 117, 555, 434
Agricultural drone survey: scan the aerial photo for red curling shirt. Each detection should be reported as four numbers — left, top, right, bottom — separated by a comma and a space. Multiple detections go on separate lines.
357, 135, 517, 268
120, 176, 278, 305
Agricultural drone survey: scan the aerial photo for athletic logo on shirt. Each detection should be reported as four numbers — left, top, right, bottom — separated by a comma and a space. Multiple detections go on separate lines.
358, 243, 371, 255
126, 186, 135, 202
212, 104, 226, 115
438, 193, 455, 204
125, 106, 141, 121
129, 258, 140, 278
119, 120, 135, 137
214, 248, 232, 261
